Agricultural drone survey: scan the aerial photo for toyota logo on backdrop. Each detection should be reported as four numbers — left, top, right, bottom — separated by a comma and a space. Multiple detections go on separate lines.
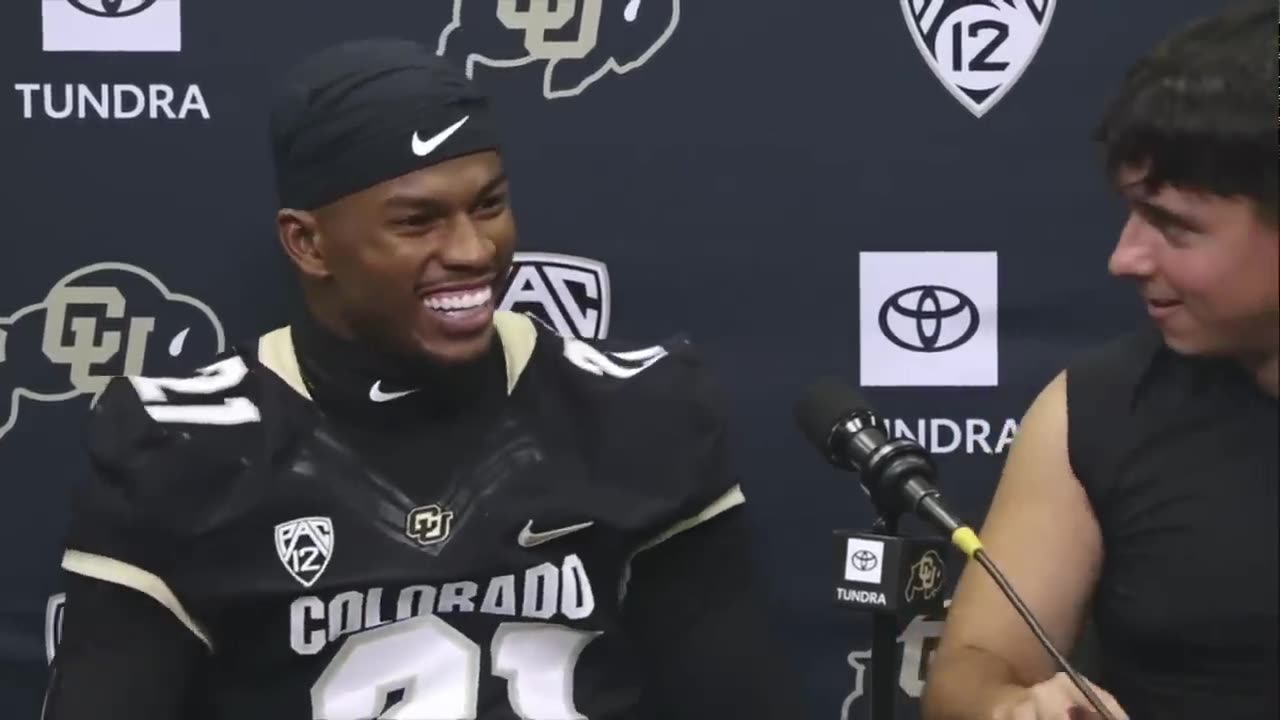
859, 251, 998, 388
878, 284, 980, 353
67, 0, 158, 17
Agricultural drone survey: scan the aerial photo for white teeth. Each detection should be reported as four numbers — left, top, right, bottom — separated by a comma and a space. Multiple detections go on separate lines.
424, 286, 492, 312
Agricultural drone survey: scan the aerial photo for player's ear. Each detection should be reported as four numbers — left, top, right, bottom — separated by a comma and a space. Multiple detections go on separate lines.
276, 208, 330, 279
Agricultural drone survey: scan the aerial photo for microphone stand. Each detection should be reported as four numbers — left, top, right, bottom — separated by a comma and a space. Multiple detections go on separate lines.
869, 512, 900, 720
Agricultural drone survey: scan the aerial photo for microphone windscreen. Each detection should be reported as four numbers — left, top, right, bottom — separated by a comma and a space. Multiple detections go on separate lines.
793, 377, 869, 454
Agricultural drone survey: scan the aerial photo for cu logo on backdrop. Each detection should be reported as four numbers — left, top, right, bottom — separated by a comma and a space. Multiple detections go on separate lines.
878, 285, 980, 353
437, 0, 679, 99
65, 0, 158, 17
0, 262, 225, 443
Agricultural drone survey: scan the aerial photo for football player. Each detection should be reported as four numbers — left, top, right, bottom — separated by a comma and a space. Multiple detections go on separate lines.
42, 39, 806, 720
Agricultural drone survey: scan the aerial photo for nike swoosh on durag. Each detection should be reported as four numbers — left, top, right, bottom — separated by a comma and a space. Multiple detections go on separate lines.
411, 115, 470, 157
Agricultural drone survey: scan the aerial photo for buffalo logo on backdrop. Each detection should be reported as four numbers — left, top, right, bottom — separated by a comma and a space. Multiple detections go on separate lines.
437, 0, 680, 99
45, 593, 66, 663
0, 262, 225, 443
900, 0, 1057, 117
25, 0, 209, 121
498, 252, 613, 339
840, 600, 951, 718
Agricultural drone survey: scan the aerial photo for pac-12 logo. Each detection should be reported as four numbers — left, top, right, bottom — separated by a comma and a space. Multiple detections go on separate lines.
437, 0, 679, 99
275, 516, 335, 588
499, 252, 612, 340
0, 262, 225, 443
901, 0, 1056, 117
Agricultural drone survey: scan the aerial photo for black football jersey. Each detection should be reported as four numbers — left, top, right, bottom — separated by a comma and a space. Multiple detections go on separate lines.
59, 311, 744, 720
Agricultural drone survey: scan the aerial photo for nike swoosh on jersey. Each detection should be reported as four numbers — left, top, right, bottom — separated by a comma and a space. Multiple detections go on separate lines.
517, 520, 595, 548
368, 381, 419, 403
411, 115, 469, 157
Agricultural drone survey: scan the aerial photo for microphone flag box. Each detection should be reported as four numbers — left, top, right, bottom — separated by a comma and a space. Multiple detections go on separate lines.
833, 530, 950, 615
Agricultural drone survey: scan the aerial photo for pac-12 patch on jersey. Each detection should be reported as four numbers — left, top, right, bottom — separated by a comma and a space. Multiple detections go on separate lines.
274, 517, 334, 588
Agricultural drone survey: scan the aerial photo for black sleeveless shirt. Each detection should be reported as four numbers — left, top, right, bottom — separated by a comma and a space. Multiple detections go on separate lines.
1066, 329, 1279, 719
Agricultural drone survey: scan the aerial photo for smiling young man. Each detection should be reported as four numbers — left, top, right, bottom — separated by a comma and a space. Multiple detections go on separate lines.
921, 2, 1278, 719
41, 38, 805, 720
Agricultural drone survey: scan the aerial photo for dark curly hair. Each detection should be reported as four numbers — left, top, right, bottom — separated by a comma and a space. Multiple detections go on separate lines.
1094, 0, 1278, 223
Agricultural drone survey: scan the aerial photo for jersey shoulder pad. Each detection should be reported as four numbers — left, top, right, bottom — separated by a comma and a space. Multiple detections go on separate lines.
530, 319, 704, 394
64, 349, 273, 650
85, 344, 275, 520
529, 320, 745, 520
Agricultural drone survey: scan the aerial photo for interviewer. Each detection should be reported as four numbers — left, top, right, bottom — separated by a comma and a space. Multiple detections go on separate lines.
921, 2, 1278, 719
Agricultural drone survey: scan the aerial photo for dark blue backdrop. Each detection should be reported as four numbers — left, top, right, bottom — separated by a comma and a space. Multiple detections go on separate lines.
0, 1, 1222, 717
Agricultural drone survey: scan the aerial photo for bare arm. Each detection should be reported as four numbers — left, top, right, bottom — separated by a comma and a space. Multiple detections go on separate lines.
920, 370, 1104, 719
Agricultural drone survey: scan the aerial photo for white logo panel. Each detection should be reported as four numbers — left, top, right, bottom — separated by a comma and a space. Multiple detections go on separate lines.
43, 0, 182, 53
844, 538, 886, 585
859, 251, 998, 387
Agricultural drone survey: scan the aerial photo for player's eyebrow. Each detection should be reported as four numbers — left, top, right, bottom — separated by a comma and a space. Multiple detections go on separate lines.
476, 173, 509, 196
1115, 178, 1206, 233
383, 173, 509, 213
1131, 198, 1205, 233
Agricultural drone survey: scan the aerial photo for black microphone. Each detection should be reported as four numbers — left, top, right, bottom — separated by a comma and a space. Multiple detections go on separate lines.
793, 376, 975, 547
794, 376, 1120, 720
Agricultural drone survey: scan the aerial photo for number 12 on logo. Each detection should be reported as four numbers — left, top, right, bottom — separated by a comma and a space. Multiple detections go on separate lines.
312, 615, 600, 719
